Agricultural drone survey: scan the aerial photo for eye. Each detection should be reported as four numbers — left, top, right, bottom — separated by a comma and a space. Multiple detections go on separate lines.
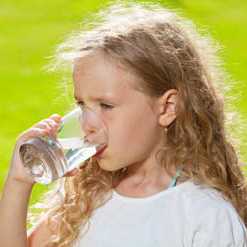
100, 103, 114, 110
76, 101, 114, 110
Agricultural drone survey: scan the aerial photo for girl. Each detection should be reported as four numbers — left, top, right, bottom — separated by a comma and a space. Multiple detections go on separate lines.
1, 2, 247, 247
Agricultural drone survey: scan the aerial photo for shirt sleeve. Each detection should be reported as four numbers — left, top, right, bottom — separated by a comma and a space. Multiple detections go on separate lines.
189, 202, 247, 247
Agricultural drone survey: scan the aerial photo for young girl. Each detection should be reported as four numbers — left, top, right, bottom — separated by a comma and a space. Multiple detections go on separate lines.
1, 2, 247, 247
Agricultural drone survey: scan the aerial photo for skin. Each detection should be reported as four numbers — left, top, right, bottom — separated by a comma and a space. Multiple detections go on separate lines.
73, 51, 179, 198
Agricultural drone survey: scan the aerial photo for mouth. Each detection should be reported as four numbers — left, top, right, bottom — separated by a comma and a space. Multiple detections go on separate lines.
94, 144, 107, 157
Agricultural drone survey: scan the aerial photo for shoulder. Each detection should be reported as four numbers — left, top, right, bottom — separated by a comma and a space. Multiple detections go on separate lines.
181, 180, 232, 207
181, 180, 247, 246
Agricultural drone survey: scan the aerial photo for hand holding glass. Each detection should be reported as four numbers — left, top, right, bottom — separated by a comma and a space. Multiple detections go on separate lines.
19, 107, 108, 184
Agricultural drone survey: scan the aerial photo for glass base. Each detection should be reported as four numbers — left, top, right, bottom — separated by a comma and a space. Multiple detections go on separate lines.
19, 136, 100, 184
19, 137, 66, 184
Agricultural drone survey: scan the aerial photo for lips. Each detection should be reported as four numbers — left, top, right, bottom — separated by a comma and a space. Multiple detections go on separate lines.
94, 144, 107, 157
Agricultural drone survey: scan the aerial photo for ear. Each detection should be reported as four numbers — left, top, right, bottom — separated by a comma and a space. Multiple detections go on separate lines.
158, 89, 178, 128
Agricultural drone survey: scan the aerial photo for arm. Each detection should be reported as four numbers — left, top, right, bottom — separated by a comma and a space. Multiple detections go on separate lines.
0, 177, 60, 247
0, 177, 33, 247
0, 114, 62, 247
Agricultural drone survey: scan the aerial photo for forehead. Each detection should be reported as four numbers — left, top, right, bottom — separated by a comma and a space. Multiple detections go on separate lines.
72, 52, 144, 101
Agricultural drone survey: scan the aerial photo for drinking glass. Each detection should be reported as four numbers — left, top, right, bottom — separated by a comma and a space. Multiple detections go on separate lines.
19, 107, 108, 184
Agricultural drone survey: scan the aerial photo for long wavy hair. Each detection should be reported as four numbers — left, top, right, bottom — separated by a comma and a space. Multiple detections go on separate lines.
27, 2, 247, 246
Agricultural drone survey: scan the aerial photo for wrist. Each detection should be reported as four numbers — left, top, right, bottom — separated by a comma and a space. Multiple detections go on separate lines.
3, 176, 34, 196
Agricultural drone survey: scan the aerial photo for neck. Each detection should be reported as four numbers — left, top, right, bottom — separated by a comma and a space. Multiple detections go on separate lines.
114, 160, 178, 198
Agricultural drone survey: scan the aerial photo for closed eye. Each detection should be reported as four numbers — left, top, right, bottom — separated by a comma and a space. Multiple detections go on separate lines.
100, 103, 114, 109
76, 101, 114, 110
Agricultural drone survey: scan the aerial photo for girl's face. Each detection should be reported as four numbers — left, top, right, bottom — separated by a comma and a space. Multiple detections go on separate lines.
73, 52, 166, 172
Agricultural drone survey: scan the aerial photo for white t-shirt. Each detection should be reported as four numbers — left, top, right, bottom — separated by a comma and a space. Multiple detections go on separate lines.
74, 180, 247, 246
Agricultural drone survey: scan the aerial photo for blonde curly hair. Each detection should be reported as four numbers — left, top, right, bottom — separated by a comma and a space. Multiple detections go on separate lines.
28, 2, 247, 246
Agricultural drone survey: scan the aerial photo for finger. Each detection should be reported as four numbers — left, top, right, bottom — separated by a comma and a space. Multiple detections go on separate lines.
35, 118, 59, 128
43, 119, 59, 127
33, 123, 56, 138
50, 114, 62, 123
42, 119, 60, 132
17, 128, 49, 144
22, 127, 49, 137
46, 116, 63, 135
33, 122, 52, 131
33, 120, 60, 138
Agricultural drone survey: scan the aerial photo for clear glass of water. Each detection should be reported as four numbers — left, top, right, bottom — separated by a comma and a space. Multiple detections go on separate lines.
19, 107, 108, 184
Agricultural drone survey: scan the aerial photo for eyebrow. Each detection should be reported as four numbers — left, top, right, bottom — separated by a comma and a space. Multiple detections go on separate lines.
74, 94, 113, 102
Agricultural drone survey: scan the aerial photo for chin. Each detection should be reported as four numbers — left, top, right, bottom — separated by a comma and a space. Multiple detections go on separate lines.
97, 160, 123, 172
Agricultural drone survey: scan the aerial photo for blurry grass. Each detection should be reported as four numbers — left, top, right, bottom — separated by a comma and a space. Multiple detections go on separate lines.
0, 0, 246, 205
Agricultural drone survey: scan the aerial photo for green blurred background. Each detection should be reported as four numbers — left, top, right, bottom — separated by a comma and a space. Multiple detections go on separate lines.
0, 0, 247, 206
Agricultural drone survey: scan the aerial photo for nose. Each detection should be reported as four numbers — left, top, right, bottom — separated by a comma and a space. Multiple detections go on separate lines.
79, 107, 101, 143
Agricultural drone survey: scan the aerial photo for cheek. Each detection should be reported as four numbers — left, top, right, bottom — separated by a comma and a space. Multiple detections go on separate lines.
109, 107, 160, 160
97, 108, 161, 172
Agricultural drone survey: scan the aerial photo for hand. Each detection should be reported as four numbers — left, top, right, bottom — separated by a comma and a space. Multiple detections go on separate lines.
7, 114, 62, 186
